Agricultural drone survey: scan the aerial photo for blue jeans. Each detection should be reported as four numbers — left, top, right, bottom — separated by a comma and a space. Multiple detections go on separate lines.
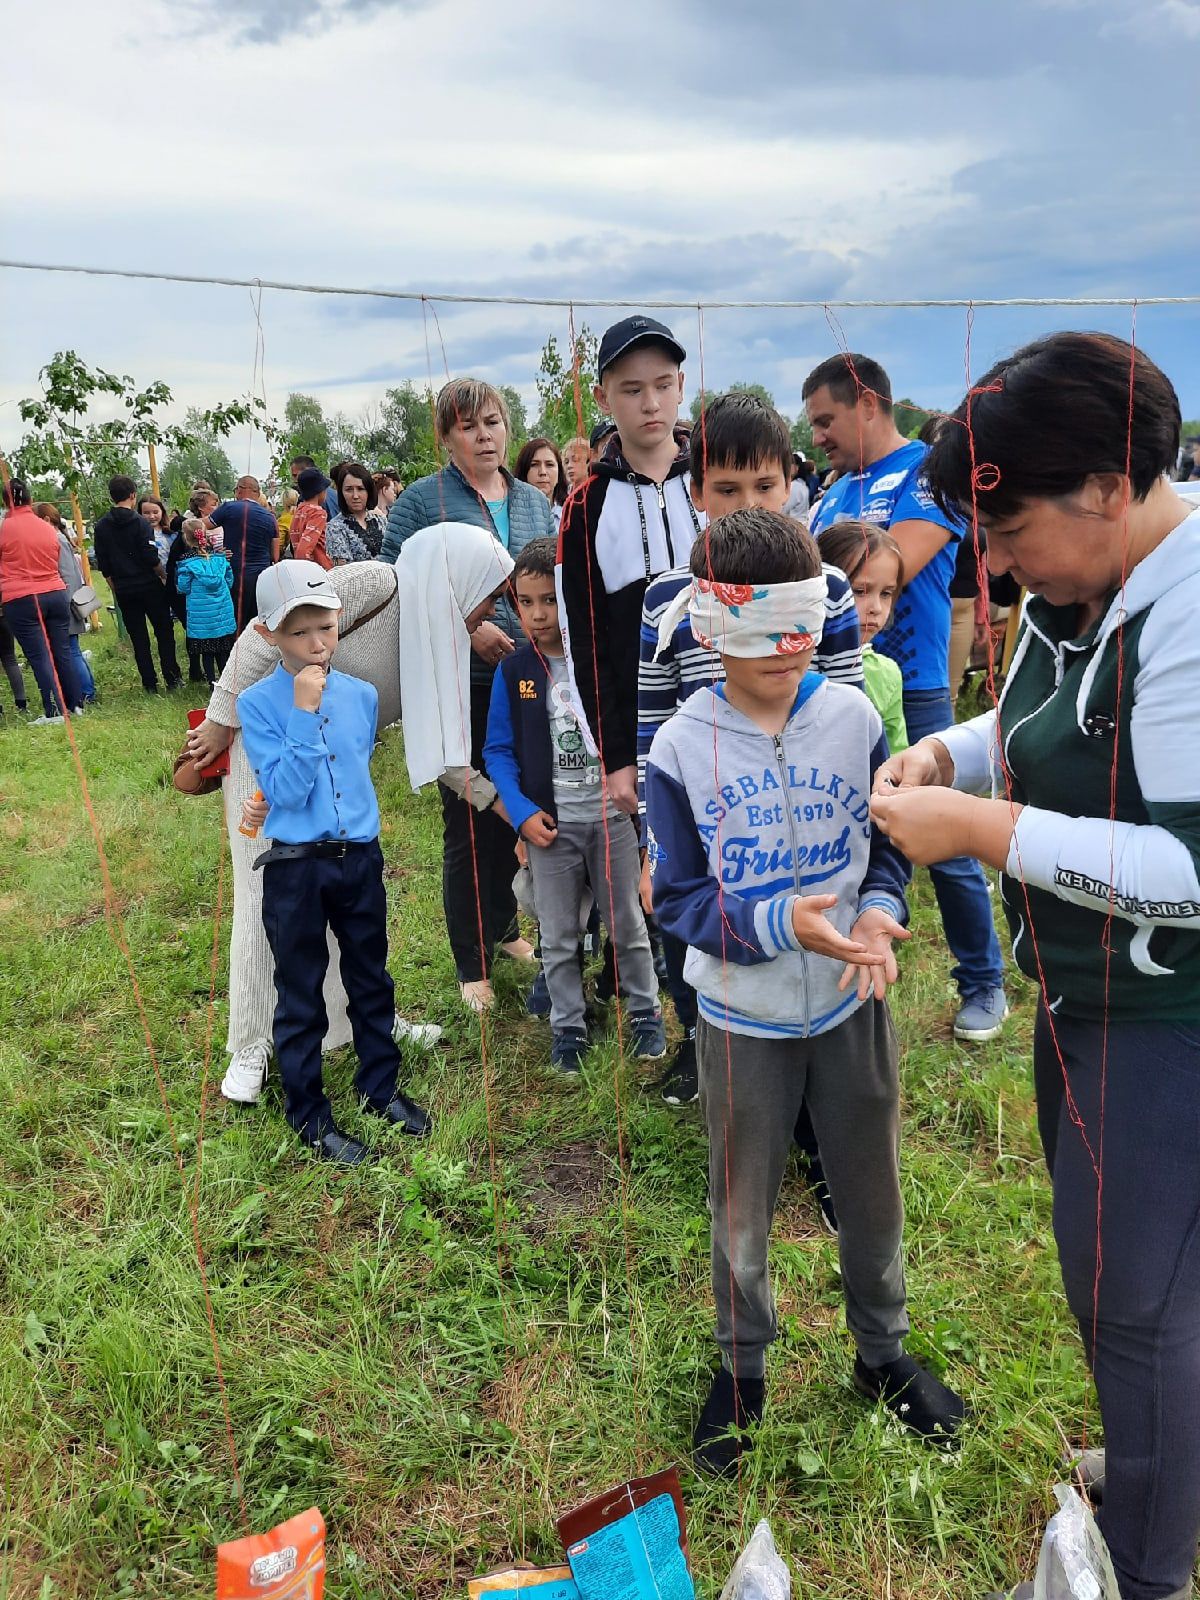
4, 591, 82, 716
1036, 1007, 1200, 1600
69, 635, 95, 700
904, 687, 1004, 997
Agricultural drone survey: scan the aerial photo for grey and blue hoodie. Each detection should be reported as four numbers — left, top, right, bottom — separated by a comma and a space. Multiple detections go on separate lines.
644, 673, 910, 1039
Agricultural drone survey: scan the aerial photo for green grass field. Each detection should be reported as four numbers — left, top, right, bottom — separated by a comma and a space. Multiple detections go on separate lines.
0, 597, 1089, 1600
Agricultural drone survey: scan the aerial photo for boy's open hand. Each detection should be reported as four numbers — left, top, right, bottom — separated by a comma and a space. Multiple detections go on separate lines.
520, 810, 558, 849
293, 665, 327, 713
838, 906, 911, 1001
790, 893, 882, 965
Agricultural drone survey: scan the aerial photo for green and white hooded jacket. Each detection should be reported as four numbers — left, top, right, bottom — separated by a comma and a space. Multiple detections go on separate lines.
938, 504, 1200, 1022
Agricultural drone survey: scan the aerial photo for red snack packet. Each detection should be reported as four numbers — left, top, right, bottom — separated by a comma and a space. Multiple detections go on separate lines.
188, 707, 231, 780
216, 1508, 326, 1599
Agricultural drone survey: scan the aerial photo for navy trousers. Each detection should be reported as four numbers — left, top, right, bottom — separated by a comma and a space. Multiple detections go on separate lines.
1035, 1005, 1200, 1600
260, 841, 401, 1138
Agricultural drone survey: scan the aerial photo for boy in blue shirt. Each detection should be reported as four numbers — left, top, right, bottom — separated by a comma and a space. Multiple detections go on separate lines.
484, 538, 665, 1075
238, 561, 431, 1166
645, 509, 964, 1474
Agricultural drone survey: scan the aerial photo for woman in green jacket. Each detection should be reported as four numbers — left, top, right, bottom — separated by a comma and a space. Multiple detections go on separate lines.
872, 332, 1200, 1600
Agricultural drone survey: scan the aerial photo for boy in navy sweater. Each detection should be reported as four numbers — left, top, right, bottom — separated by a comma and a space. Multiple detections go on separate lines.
644, 509, 964, 1473
239, 561, 431, 1166
484, 539, 665, 1075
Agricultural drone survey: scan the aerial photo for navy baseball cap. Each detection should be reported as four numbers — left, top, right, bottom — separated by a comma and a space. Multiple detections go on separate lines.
597, 315, 686, 379
589, 419, 617, 450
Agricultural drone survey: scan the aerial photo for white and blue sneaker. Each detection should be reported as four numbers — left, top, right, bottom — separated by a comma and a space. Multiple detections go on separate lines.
953, 987, 1008, 1042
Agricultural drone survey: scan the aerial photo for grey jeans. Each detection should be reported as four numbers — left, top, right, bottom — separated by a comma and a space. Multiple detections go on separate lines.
526, 813, 657, 1034
698, 1000, 908, 1377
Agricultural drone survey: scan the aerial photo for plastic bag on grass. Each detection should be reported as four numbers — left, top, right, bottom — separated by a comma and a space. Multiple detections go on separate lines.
1033, 1485, 1121, 1600
719, 1521, 790, 1600
216, 1507, 325, 1598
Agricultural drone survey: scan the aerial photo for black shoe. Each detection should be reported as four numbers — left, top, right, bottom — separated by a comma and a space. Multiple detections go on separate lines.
692, 1366, 765, 1478
852, 1352, 965, 1442
550, 1028, 588, 1076
188, 666, 206, 683
143, 684, 160, 696
306, 1124, 373, 1165
654, 1033, 698, 1106
165, 677, 185, 692
366, 1092, 432, 1135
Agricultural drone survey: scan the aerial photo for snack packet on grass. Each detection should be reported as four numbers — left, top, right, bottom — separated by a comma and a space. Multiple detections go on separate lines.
469, 1565, 579, 1598
216, 1508, 326, 1599
556, 1469, 694, 1600
719, 1521, 791, 1600
1033, 1486, 1121, 1600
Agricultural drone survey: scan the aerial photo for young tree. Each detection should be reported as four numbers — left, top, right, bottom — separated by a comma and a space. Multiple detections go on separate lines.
499, 385, 529, 453
534, 329, 600, 442
277, 393, 332, 472
160, 408, 237, 507
357, 382, 441, 483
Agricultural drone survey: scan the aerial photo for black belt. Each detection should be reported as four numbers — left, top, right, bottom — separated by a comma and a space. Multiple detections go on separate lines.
253, 839, 376, 870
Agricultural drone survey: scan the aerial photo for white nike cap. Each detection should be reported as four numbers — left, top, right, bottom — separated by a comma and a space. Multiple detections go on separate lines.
256, 561, 342, 630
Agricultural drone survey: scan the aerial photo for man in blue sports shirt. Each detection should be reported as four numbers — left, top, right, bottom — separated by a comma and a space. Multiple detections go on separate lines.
806, 352, 1007, 1042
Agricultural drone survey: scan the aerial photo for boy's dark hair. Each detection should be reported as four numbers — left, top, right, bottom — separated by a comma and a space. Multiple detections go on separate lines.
335, 462, 378, 515
511, 536, 558, 583
109, 474, 138, 503
801, 353, 893, 414
689, 391, 792, 488
690, 508, 822, 585
925, 331, 1182, 522
290, 454, 316, 469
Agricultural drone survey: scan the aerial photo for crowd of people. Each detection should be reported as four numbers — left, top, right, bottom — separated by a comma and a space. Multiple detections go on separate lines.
5, 315, 1200, 1600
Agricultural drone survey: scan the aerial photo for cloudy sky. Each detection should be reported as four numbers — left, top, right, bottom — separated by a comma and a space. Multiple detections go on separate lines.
3, 0, 1198, 471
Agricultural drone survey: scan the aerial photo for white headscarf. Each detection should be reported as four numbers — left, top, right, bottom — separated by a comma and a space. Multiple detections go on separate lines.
395, 522, 515, 791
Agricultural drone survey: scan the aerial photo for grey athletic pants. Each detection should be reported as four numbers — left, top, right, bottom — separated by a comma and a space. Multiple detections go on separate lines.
698, 999, 909, 1378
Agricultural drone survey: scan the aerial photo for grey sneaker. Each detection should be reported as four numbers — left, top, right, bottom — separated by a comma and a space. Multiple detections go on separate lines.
954, 987, 1008, 1042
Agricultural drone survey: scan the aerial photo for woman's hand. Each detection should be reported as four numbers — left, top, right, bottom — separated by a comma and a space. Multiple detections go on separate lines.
470, 621, 515, 667
240, 792, 268, 832
838, 907, 911, 1001
790, 894, 882, 966
872, 736, 954, 795
870, 788, 1021, 870
186, 718, 234, 769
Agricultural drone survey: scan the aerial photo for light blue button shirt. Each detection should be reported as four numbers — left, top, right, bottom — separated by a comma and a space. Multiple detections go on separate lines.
238, 664, 380, 844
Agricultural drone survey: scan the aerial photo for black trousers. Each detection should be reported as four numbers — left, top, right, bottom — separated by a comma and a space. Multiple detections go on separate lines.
233, 564, 268, 631
439, 676, 519, 982
260, 841, 401, 1138
1035, 1005, 1200, 1600
115, 583, 180, 690
0, 612, 28, 708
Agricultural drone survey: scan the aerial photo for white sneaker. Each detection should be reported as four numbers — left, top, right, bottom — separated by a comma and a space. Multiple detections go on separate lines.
221, 1041, 270, 1103
81, 649, 93, 661
30, 714, 65, 726
394, 1014, 443, 1049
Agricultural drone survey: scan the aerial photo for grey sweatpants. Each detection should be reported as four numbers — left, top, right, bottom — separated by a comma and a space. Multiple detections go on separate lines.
526, 814, 657, 1034
698, 999, 908, 1377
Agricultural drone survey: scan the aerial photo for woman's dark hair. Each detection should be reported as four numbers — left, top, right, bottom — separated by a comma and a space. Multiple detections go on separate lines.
690, 508, 821, 584
138, 494, 170, 527
689, 391, 792, 489
7, 478, 32, 509
511, 536, 558, 583
926, 331, 1182, 522
336, 463, 377, 516
514, 437, 567, 506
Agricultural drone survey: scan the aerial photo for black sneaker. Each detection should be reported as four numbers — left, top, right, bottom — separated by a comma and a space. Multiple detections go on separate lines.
692, 1366, 765, 1478
654, 1032, 698, 1106
852, 1352, 965, 1442
628, 1009, 666, 1061
550, 1028, 588, 1076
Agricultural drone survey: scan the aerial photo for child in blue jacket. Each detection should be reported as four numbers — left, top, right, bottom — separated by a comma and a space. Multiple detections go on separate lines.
483, 538, 665, 1076
175, 517, 237, 683
644, 507, 964, 1474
